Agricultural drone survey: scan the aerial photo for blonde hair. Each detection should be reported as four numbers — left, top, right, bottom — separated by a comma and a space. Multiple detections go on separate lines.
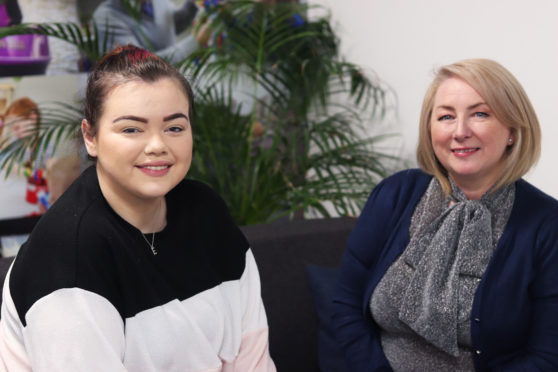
416, 59, 541, 195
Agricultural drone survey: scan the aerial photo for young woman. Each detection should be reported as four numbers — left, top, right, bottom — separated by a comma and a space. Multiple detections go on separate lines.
332, 59, 558, 371
0, 45, 276, 372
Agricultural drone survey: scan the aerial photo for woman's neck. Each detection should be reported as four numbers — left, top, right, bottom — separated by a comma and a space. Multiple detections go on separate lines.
96, 170, 167, 233
450, 174, 500, 200
456, 184, 487, 200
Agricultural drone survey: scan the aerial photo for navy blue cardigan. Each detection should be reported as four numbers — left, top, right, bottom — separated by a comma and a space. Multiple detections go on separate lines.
332, 169, 558, 371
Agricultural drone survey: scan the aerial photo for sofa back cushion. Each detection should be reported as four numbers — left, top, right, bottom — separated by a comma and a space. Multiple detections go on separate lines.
242, 217, 355, 372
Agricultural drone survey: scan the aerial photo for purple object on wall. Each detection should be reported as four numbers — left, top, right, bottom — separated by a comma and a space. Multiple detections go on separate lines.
0, 2, 51, 76
0, 34, 50, 63
0, 34, 51, 76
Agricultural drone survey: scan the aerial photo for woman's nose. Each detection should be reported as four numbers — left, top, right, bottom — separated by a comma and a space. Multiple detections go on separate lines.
453, 117, 472, 140
144, 132, 168, 155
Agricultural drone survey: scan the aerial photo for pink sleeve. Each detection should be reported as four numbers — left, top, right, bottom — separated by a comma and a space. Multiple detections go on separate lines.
223, 250, 276, 371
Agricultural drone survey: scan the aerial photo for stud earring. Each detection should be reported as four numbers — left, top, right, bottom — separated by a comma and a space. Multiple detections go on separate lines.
508, 138, 513, 145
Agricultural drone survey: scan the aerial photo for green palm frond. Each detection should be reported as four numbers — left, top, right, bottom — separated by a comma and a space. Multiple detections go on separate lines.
183, 0, 402, 222
184, 2, 383, 119
121, 0, 142, 21
190, 84, 293, 224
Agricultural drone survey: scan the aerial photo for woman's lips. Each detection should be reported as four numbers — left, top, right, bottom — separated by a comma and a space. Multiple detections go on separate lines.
451, 147, 479, 157
136, 164, 171, 176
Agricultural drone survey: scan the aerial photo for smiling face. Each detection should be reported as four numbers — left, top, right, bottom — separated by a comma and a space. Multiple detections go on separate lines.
430, 77, 512, 198
83, 77, 193, 206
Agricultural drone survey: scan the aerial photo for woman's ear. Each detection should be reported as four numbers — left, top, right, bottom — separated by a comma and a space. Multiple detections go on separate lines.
81, 119, 97, 157
507, 129, 517, 147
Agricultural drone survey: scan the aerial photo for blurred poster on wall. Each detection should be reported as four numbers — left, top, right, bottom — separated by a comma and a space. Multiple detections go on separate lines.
0, 73, 86, 222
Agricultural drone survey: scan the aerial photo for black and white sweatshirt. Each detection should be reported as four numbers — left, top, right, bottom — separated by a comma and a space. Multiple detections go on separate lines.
0, 166, 275, 371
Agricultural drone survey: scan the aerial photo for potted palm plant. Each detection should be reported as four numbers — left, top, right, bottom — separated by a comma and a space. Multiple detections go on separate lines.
0, 0, 402, 225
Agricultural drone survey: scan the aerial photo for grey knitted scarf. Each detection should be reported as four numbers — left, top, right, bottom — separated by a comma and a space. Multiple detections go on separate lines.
398, 179, 514, 356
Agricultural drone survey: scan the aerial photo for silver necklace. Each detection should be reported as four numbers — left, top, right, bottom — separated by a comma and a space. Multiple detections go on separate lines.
142, 232, 157, 255
140, 200, 163, 255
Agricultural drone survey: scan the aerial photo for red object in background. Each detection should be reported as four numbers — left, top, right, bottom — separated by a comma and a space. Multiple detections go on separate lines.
25, 171, 48, 208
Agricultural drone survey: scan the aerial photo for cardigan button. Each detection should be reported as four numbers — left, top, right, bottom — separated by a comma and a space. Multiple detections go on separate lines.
475, 350, 482, 355
474, 318, 480, 323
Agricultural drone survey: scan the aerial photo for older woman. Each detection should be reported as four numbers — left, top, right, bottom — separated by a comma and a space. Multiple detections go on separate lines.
332, 59, 558, 371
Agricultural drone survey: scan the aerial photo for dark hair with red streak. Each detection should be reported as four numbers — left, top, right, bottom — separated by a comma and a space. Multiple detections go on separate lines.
83, 44, 195, 136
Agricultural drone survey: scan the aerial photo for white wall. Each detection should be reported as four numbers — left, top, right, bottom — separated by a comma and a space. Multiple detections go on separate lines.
308, 0, 558, 199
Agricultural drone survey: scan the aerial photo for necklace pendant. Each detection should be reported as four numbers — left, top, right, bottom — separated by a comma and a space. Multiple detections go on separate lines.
142, 232, 158, 256
141, 200, 163, 256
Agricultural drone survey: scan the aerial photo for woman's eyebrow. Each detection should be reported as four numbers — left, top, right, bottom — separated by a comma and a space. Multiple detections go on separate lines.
434, 102, 486, 111
113, 115, 147, 123
434, 105, 455, 111
467, 102, 486, 110
112, 113, 189, 123
163, 113, 189, 122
